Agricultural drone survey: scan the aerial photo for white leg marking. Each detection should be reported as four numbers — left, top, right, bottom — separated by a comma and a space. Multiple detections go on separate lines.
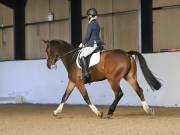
53, 103, 64, 115
89, 104, 101, 116
142, 101, 151, 114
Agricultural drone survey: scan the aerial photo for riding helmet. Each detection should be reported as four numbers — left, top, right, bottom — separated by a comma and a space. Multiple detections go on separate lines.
87, 8, 98, 17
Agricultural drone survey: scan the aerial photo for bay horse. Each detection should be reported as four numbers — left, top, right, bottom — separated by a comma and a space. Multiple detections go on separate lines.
43, 39, 161, 118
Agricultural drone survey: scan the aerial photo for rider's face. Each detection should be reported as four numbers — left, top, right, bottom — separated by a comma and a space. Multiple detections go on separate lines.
88, 15, 92, 21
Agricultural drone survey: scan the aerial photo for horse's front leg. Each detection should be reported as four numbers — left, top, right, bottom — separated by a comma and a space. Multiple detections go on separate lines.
76, 84, 103, 118
53, 80, 75, 116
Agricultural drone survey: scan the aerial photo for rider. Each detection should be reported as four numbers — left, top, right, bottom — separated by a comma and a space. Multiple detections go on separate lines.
79, 8, 104, 83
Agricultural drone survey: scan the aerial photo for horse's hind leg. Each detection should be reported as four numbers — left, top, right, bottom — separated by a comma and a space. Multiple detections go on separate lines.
107, 79, 124, 118
53, 80, 75, 116
127, 78, 154, 115
126, 59, 154, 115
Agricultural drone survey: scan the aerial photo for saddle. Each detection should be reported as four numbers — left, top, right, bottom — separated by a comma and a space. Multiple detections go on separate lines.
76, 46, 103, 69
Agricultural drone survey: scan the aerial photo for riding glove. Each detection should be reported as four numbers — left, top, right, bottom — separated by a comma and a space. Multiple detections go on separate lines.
79, 43, 84, 48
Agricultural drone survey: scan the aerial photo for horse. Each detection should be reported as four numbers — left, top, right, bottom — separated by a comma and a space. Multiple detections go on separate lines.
43, 39, 161, 118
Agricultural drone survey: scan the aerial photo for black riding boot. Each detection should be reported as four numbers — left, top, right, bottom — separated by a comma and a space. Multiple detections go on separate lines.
81, 57, 91, 83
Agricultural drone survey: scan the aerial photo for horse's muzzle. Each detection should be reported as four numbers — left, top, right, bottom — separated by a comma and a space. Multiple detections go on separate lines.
50, 64, 57, 69
47, 62, 57, 69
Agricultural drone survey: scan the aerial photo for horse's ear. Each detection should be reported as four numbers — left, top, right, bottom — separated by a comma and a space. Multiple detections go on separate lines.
42, 40, 50, 45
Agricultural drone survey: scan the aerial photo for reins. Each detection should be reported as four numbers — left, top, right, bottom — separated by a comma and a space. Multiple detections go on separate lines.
58, 47, 81, 59
58, 44, 104, 60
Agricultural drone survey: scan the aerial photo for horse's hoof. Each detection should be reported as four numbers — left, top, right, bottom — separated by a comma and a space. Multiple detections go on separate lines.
100, 113, 113, 119
98, 112, 104, 119
53, 113, 62, 119
107, 114, 113, 119
149, 108, 155, 115
53, 110, 61, 117
103, 113, 113, 119
53, 113, 57, 117
146, 108, 155, 116
53, 112, 58, 117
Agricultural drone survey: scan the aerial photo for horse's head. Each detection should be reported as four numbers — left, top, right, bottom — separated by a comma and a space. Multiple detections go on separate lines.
43, 40, 59, 69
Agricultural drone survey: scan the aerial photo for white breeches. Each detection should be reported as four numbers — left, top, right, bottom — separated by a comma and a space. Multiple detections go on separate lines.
80, 45, 97, 58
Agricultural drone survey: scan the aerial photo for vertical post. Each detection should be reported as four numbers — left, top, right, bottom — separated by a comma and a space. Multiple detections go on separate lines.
69, 0, 82, 47
138, 5, 142, 53
141, 0, 153, 53
14, 0, 26, 60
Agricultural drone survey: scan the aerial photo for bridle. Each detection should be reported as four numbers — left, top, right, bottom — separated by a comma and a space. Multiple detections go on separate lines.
47, 47, 82, 65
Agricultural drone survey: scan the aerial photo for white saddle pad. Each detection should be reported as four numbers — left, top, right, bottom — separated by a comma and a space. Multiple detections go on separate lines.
76, 51, 101, 69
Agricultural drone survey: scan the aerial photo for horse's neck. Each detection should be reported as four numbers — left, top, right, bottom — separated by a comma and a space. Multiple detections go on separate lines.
59, 45, 77, 71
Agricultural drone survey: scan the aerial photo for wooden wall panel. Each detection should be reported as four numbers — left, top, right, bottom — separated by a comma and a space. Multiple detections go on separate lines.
81, 19, 87, 41
49, 21, 70, 42
81, 0, 113, 16
26, 0, 49, 23
50, 0, 69, 20
113, 0, 139, 12
0, 4, 13, 26
25, 24, 49, 59
0, 29, 1, 39
0, 5, 1, 22
26, 0, 69, 23
25, 21, 69, 59
153, 0, 180, 7
113, 13, 139, 51
153, 9, 180, 52
25, 0, 70, 59
82, 0, 139, 16
98, 16, 113, 49
0, 28, 14, 60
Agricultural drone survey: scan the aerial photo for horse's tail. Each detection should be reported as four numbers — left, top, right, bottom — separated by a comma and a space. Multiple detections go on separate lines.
128, 51, 161, 91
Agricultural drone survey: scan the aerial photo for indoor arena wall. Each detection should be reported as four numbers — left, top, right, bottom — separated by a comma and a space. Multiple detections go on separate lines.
0, 52, 180, 107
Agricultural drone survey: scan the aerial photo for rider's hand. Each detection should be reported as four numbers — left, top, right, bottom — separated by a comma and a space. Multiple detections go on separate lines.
79, 43, 84, 48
